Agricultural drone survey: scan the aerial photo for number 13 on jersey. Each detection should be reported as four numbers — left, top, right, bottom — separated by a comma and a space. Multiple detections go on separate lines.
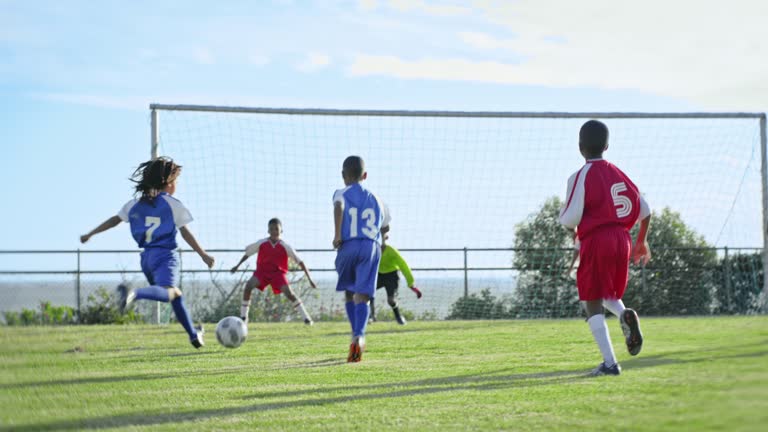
348, 207, 377, 239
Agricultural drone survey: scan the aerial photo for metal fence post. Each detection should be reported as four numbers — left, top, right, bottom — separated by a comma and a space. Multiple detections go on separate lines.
463, 247, 468, 298
76, 248, 81, 322
724, 247, 731, 307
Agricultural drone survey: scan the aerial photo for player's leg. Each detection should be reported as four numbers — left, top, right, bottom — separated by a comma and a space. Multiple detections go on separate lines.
344, 290, 360, 362
349, 242, 381, 361
382, 272, 405, 325
602, 298, 626, 317
118, 251, 166, 312
279, 283, 313, 325
584, 300, 620, 376
144, 250, 203, 348
371, 274, 386, 323
335, 243, 359, 337
240, 275, 260, 323
579, 233, 620, 376
614, 231, 643, 356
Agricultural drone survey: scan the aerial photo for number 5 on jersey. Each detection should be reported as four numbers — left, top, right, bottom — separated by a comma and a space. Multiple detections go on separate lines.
611, 182, 632, 218
348, 207, 377, 239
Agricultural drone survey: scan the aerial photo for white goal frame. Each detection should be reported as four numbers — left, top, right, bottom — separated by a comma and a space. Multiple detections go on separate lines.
149, 104, 768, 304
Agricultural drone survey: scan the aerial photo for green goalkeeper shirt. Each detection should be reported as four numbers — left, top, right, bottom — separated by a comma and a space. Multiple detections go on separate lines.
379, 245, 415, 287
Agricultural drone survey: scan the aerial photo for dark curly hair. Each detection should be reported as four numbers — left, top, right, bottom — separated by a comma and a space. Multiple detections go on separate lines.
130, 157, 182, 201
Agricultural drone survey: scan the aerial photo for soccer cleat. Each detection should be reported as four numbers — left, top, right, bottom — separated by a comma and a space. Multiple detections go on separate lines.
304, 318, 314, 326
588, 362, 621, 377
347, 342, 360, 363
620, 308, 644, 356
347, 336, 365, 362
240, 316, 248, 325
395, 314, 407, 326
116, 284, 135, 314
191, 325, 205, 349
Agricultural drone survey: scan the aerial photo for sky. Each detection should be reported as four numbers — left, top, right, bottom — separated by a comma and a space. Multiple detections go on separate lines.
1, 0, 767, 271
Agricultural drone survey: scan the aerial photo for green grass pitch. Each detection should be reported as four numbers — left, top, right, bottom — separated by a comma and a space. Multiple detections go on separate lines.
1, 317, 767, 431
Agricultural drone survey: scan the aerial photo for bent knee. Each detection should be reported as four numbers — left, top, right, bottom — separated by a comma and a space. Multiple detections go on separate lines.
167, 287, 183, 300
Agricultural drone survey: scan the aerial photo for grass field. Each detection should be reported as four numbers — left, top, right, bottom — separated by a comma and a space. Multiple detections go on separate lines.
1, 316, 767, 431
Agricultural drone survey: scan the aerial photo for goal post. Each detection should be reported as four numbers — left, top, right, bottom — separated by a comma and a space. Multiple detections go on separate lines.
149, 104, 767, 319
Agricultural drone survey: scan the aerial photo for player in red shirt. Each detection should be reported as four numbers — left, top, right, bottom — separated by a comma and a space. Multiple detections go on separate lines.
559, 120, 651, 376
230, 218, 317, 325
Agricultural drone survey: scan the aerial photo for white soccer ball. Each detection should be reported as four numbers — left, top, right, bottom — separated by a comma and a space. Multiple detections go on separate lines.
215, 316, 248, 348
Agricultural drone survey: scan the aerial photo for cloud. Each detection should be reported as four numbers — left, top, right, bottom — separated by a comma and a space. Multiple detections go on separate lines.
248, 54, 271, 66
191, 48, 215, 65
29, 91, 332, 111
296, 52, 331, 72
349, 0, 768, 110
387, 0, 472, 17
357, 0, 379, 11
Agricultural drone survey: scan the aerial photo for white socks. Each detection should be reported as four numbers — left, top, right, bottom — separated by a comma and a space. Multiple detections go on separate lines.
602, 298, 626, 317
240, 300, 250, 319
587, 314, 617, 367
294, 300, 311, 321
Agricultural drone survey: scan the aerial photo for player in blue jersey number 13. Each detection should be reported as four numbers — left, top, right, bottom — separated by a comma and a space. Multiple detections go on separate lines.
333, 156, 390, 362
80, 157, 214, 349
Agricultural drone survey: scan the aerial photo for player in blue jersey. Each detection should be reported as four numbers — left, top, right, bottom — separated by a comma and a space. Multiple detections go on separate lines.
333, 155, 390, 362
80, 157, 214, 349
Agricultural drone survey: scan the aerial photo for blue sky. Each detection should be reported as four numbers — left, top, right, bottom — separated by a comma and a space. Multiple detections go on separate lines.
1, 0, 766, 259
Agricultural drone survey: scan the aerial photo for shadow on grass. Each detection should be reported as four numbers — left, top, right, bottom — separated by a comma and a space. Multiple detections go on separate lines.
3, 341, 766, 431
324, 322, 491, 338
0, 363, 255, 390
0, 367, 587, 431
624, 347, 768, 369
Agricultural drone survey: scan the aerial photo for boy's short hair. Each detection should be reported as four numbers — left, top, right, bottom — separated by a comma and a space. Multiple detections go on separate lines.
342, 156, 365, 180
579, 120, 609, 157
268, 218, 282, 227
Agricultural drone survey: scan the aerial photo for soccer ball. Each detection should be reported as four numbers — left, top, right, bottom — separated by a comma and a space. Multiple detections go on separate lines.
215, 316, 248, 348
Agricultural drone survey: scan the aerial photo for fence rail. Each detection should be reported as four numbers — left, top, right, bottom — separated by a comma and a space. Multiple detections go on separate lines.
1, 247, 763, 320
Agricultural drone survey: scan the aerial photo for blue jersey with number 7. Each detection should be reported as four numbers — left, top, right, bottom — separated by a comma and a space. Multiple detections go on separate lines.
333, 183, 390, 244
117, 192, 193, 249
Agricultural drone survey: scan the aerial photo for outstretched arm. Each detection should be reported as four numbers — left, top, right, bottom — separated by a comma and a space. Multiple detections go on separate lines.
230, 254, 250, 273
179, 226, 215, 268
298, 261, 317, 289
80, 215, 122, 243
631, 215, 652, 266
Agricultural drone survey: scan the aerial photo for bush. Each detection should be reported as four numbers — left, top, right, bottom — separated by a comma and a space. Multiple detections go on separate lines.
447, 288, 510, 320
714, 252, 764, 314
2, 287, 144, 326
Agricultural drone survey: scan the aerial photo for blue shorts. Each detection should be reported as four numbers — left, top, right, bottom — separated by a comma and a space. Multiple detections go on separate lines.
335, 239, 381, 298
140, 248, 180, 288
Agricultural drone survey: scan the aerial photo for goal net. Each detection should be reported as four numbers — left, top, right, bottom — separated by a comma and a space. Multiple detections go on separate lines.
151, 105, 766, 320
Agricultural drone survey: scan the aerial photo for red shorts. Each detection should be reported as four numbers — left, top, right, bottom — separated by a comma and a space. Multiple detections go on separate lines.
576, 228, 631, 301
253, 270, 290, 295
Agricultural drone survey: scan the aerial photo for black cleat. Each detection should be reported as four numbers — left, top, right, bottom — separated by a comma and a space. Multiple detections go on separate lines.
191, 325, 205, 349
304, 318, 314, 326
620, 308, 643, 356
588, 362, 621, 376
116, 284, 135, 314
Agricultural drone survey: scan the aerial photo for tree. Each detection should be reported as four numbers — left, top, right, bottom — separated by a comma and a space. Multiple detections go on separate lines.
510, 197, 580, 318
510, 198, 717, 317
624, 208, 717, 315
713, 251, 763, 315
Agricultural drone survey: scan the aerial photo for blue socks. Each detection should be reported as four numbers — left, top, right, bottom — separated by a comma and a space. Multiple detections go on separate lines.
134, 285, 170, 302
353, 302, 370, 338
345, 301, 356, 334
171, 297, 197, 340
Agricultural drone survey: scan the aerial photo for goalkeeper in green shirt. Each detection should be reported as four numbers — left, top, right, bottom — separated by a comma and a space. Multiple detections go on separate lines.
371, 237, 422, 325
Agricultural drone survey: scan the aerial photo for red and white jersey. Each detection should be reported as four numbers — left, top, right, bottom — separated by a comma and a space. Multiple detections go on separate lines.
244, 238, 302, 274
559, 159, 650, 240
